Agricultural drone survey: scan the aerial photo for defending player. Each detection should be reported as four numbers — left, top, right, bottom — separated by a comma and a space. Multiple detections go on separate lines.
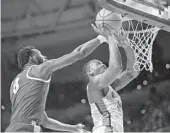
5, 25, 107, 132
82, 25, 139, 133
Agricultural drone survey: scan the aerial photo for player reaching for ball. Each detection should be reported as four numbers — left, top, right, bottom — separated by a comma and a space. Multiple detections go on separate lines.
82, 9, 139, 133
5, 24, 108, 132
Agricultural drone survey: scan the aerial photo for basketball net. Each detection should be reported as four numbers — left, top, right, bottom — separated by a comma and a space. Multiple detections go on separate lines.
120, 20, 160, 72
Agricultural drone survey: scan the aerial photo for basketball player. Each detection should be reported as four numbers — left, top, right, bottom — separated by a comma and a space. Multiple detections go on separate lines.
5, 25, 108, 132
83, 25, 139, 133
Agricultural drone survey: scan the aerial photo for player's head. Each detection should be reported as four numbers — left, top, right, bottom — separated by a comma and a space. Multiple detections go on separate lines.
83, 59, 107, 79
17, 46, 47, 69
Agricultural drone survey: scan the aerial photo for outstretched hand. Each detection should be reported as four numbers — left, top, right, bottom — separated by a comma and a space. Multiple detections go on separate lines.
113, 30, 130, 47
91, 23, 112, 39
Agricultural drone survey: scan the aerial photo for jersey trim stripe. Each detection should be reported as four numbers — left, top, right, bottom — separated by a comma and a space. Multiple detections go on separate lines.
95, 101, 111, 127
26, 65, 51, 83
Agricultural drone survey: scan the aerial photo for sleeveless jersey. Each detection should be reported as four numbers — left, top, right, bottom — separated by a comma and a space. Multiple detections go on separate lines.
88, 86, 124, 132
9, 65, 51, 124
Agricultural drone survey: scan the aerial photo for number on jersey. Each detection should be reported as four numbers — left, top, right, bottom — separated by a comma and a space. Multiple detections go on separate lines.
12, 77, 20, 94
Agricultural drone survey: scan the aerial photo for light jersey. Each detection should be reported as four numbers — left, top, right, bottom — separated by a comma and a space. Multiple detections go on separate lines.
87, 86, 124, 132
9, 65, 51, 124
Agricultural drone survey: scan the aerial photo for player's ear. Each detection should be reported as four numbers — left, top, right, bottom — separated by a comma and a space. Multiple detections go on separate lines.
29, 55, 37, 63
88, 69, 94, 76
29, 56, 32, 61
29, 55, 34, 61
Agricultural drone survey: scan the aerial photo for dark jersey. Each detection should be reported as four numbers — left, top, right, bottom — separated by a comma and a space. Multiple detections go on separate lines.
9, 65, 51, 124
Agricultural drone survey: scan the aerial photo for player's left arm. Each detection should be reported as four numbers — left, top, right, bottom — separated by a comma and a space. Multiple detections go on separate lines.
112, 38, 139, 91
41, 112, 84, 132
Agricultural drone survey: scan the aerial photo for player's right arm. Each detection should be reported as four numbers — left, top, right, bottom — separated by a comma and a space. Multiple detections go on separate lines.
34, 35, 106, 78
112, 34, 139, 91
91, 34, 123, 89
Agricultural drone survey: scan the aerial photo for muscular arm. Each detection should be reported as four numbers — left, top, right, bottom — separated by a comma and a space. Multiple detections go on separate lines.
34, 36, 105, 78
112, 43, 139, 91
91, 35, 123, 89
41, 112, 79, 132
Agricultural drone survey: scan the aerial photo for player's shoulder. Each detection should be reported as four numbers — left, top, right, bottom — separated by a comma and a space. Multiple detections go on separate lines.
90, 74, 101, 84
88, 79, 96, 88
28, 65, 42, 76
88, 78, 101, 90
31, 63, 52, 79
13, 70, 24, 80
89, 74, 108, 89
27, 64, 52, 83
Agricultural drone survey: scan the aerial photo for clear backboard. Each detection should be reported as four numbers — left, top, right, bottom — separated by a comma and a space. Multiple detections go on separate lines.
98, 0, 170, 32
98, 0, 170, 72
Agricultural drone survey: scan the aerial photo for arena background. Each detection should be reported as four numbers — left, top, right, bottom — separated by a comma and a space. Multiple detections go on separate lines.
1, 0, 170, 132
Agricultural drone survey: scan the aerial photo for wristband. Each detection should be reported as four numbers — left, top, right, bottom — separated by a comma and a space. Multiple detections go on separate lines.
97, 35, 106, 44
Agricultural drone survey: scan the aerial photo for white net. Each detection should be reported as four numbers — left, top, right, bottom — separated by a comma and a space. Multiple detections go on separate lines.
121, 20, 160, 72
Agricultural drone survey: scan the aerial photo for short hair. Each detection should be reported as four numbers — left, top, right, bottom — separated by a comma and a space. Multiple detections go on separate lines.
17, 46, 35, 69
82, 59, 100, 78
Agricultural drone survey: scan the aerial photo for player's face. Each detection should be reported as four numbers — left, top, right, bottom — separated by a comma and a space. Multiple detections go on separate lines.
89, 60, 107, 76
31, 49, 48, 65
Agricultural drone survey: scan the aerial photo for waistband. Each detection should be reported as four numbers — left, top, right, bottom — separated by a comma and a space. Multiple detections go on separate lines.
93, 119, 123, 131
93, 125, 112, 131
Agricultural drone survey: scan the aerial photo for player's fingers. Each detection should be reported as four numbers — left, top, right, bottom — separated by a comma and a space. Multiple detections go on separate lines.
78, 123, 85, 128
91, 23, 100, 31
113, 32, 118, 39
97, 24, 105, 32
124, 32, 128, 37
91, 24, 97, 31
91, 24, 100, 33
91, 23, 96, 29
121, 30, 127, 37
120, 28, 128, 37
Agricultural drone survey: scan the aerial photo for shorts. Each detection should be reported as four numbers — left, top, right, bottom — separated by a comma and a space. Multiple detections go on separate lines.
5, 120, 41, 132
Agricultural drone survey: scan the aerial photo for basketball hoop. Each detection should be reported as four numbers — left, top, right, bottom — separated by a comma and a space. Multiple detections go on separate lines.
120, 20, 160, 72
97, 0, 169, 72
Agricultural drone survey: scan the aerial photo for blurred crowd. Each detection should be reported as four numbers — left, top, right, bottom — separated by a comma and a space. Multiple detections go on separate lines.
124, 82, 170, 132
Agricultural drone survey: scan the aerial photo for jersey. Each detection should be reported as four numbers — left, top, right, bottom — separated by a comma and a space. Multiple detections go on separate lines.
9, 65, 51, 124
88, 86, 124, 132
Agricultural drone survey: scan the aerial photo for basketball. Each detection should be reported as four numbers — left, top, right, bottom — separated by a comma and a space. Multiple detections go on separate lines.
95, 8, 123, 32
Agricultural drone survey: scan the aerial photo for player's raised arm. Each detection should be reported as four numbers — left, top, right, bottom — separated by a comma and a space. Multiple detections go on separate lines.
91, 32, 123, 89
112, 33, 139, 91
34, 29, 107, 78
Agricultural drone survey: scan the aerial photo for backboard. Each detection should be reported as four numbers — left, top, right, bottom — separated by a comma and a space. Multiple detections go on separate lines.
98, 0, 170, 32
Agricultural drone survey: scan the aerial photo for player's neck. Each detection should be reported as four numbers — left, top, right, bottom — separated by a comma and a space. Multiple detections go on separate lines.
89, 76, 94, 81
23, 63, 35, 69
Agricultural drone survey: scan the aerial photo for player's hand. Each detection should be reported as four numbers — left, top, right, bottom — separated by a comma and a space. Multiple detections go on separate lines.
75, 123, 85, 132
91, 23, 112, 39
75, 123, 91, 133
113, 30, 129, 47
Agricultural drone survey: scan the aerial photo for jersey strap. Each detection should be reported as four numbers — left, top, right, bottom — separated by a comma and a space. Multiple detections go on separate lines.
26, 65, 51, 83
